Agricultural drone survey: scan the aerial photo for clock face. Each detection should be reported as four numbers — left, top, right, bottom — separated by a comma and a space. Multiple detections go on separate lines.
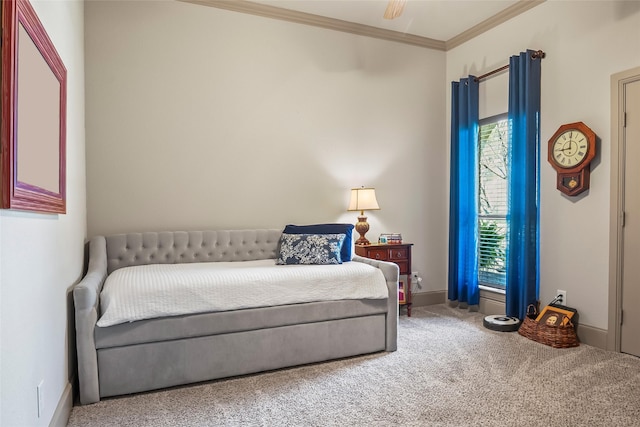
552, 129, 589, 168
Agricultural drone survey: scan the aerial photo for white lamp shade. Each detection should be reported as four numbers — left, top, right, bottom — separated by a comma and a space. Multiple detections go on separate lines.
348, 187, 380, 212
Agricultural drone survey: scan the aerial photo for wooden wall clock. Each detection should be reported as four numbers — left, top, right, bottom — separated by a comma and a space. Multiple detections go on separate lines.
547, 122, 597, 196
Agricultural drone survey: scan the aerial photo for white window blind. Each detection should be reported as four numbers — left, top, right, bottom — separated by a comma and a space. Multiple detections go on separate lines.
478, 115, 508, 288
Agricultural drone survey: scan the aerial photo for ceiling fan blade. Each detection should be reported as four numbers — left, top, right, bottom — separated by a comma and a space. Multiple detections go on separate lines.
383, 0, 406, 19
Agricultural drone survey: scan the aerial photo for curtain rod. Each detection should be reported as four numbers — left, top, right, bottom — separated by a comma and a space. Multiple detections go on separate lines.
475, 50, 546, 82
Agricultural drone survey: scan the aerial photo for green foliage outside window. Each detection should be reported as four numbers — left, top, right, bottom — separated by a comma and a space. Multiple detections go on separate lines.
478, 116, 508, 287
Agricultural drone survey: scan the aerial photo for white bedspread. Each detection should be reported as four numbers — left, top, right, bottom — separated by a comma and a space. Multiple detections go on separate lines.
97, 259, 388, 327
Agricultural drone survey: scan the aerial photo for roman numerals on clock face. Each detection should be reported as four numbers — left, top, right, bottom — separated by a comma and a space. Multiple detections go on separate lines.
552, 130, 588, 168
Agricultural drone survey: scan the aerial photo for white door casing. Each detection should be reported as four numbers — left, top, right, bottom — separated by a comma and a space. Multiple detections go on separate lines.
609, 66, 640, 355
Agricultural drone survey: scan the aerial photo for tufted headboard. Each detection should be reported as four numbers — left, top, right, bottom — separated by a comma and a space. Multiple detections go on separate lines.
105, 229, 283, 274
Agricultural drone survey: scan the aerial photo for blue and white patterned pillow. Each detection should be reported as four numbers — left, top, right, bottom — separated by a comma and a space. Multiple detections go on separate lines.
283, 224, 354, 261
276, 233, 346, 265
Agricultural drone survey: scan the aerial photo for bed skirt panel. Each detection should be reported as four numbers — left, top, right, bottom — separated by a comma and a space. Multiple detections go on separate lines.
97, 314, 387, 398
95, 299, 388, 349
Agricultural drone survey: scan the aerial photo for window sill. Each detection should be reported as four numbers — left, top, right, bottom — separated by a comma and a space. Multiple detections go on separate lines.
479, 285, 505, 295
479, 285, 506, 314
479, 285, 506, 306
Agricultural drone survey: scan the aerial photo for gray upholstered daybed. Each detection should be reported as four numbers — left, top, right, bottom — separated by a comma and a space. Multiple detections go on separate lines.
73, 229, 399, 404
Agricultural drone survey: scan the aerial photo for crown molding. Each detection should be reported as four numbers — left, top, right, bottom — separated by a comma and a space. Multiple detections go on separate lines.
178, 0, 544, 51
445, 0, 546, 50
178, 0, 446, 50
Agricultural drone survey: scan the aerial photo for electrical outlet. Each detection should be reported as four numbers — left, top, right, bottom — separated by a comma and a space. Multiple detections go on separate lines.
411, 271, 422, 290
556, 289, 567, 306
37, 380, 44, 418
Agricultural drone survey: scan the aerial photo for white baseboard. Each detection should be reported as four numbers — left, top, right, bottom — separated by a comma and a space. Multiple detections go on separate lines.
576, 324, 607, 349
50, 381, 73, 427
412, 290, 446, 307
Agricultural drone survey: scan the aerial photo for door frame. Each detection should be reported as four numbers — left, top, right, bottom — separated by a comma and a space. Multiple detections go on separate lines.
608, 66, 640, 352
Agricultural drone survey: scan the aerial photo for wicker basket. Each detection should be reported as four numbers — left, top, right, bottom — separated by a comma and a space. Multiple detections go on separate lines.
518, 305, 579, 348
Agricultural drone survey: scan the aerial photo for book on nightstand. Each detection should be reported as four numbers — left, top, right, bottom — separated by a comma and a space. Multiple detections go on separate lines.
379, 233, 402, 244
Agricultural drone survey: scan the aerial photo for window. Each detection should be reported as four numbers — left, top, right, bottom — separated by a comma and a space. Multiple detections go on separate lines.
478, 114, 508, 288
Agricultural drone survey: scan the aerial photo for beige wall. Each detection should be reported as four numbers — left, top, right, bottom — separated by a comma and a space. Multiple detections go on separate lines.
0, 0, 86, 425
85, 0, 447, 293
446, 1, 640, 330
85, 0, 639, 333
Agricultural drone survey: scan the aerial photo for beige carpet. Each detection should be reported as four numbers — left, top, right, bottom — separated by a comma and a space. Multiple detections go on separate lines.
67, 304, 640, 426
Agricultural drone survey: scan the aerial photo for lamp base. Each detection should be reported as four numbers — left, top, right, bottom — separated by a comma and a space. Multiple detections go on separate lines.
355, 215, 371, 245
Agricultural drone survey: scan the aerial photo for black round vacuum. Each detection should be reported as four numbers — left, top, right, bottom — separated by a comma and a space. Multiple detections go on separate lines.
483, 315, 521, 332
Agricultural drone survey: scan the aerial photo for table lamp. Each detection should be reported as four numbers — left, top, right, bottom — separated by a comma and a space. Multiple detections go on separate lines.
348, 187, 380, 245
383, 0, 406, 19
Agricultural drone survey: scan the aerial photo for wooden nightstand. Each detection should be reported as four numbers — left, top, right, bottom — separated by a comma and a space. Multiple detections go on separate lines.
355, 243, 413, 316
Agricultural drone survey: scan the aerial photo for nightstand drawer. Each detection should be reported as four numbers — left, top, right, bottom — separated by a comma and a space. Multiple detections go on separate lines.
394, 260, 409, 274
366, 249, 389, 261
389, 248, 408, 260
